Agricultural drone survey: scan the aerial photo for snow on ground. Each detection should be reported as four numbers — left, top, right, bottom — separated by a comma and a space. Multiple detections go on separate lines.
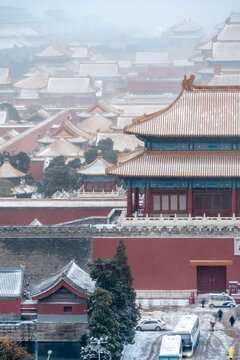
122, 304, 240, 360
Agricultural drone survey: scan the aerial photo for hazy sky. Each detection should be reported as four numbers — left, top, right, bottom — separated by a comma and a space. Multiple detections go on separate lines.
1, 0, 240, 34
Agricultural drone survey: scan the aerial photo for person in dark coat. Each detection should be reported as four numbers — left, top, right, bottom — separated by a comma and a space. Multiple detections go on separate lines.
201, 299, 206, 308
217, 309, 223, 321
229, 315, 235, 327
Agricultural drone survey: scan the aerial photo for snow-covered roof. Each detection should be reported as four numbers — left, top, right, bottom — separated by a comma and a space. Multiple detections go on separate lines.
0, 67, 11, 85
83, 99, 121, 115
0, 268, 24, 298
18, 89, 39, 99
14, 73, 49, 90
196, 38, 212, 51
118, 60, 132, 69
32, 260, 95, 298
78, 62, 121, 78
0, 159, 26, 179
136, 52, 169, 65
44, 77, 95, 94
208, 72, 240, 86
96, 132, 143, 152
34, 44, 72, 57
112, 104, 164, 117
77, 155, 113, 175
217, 23, 240, 41
79, 113, 112, 134
34, 138, 83, 158
210, 42, 240, 61
171, 18, 202, 33
29, 218, 43, 226
70, 46, 90, 58
0, 111, 7, 124
12, 182, 38, 195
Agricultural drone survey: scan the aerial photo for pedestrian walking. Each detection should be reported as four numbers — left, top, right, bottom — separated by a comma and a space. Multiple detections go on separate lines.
228, 345, 234, 359
229, 315, 235, 327
201, 298, 206, 308
217, 309, 223, 321
210, 321, 215, 331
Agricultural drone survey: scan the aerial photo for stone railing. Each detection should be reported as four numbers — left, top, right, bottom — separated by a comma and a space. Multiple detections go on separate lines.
117, 211, 240, 228
77, 188, 126, 198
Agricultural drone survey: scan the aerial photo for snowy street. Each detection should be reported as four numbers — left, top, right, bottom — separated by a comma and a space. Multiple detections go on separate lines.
123, 304, 240, 360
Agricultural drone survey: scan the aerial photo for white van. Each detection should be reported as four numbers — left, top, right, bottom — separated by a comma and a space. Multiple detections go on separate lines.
159, 335, 182, 360
208, 293, 236, 308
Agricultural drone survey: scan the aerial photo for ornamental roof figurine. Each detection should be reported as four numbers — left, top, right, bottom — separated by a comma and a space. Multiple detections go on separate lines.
0, 159, 26, 179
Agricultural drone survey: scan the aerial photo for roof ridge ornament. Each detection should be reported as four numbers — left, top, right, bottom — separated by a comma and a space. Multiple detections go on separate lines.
182, 74, 195, 91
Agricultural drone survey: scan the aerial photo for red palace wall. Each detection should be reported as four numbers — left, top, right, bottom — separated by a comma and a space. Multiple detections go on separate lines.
0, 298, 22, 314
37, 303, 88, 315
0, 208, 111, 225
29, 160, 44, 181
93, 237, 240, 290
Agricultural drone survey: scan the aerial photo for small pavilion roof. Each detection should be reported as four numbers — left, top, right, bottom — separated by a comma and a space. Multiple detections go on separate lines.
77, 153, 113, 176
34, 138, 82, 158
171, 18, 202, 33
0, 268, 24, 299
34, 44, 73, 58
0, 159, 26, 179
83, 99, 121, 116
49, 120, 89, 139
124, 75, 240, 138
79, 113, 113, 134
106, 150, 240, 178
31, 260, 94, 298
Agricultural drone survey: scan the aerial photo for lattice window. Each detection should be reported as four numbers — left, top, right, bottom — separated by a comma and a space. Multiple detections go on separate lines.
162, 195, 169, 211
170, 195, 178, 211
153, 195, 161, 211
179, 195, 187, 211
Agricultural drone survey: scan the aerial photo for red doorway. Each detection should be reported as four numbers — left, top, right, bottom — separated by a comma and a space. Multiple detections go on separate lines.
197, 266, 226, 293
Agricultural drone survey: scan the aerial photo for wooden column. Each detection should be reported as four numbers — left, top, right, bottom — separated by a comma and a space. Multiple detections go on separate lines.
134, 187, 139, 212
188, 186, 193, 216
145, 185, 151, 217
232, 187, 237, 216
127, 186, 132, 217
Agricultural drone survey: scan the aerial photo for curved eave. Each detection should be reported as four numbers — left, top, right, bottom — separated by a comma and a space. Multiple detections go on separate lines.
32, 277, 90, 300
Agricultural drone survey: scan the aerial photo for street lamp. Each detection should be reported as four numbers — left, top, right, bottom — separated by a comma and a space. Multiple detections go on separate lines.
47, 350, 52, 360
91, 337, 109, 360
32, 320, 38, 360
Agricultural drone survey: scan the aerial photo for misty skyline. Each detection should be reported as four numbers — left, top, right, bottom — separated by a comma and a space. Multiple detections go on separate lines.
1, 0, 240, 35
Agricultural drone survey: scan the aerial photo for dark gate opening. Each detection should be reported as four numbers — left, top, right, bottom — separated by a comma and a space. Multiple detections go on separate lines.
197, 266, 226, 293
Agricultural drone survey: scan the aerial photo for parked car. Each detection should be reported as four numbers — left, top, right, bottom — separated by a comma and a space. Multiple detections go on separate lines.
136, 319, 166, 331
208, 293, 236, 308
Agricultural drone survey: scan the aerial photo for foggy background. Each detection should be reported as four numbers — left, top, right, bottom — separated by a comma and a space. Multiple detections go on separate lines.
1, 0, 240, 38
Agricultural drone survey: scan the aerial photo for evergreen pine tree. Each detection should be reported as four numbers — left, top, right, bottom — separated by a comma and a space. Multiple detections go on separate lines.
89, 240, 140, 345
80, 287, 122, 360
